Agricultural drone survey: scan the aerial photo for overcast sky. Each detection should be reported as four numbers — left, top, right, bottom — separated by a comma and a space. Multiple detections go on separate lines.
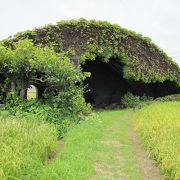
0, 0, 180, 65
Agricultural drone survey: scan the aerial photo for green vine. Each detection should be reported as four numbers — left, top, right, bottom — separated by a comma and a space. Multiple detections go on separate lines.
2, 18, 180, 86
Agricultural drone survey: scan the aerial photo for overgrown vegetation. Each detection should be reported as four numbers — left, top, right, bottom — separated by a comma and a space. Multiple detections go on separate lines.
0, 111, 58, 179
0, 39, 91, 137
121, 92, 153, 108
156, 94, 180, 101
0, 91, 91, 179
134, 102, 180, 179
0, 39, 87, 100
4, 96, 90, 138
4, 18, 180, 85
0, 35, 93, 179
0, 18, 179, 180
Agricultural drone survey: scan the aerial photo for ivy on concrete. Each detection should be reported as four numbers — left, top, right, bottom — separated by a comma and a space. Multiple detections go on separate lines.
3, 18, 180, 86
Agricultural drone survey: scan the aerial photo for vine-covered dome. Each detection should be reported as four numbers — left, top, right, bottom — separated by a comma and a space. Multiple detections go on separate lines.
4, 18, 180, 85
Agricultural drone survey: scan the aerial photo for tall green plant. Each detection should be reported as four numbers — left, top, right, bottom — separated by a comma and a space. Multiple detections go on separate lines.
0, 39, 91, 119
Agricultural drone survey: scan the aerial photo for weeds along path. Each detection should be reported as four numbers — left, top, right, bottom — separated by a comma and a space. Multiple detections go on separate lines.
91, 110, 142, 180
39, 110, 163, 180
92, 110, 163, 180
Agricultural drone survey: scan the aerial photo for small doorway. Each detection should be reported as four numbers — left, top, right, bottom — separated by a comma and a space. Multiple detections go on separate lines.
27, 85, 38, 100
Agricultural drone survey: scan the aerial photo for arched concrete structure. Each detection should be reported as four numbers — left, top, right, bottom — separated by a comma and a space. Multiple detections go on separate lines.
3, 19, 180, 106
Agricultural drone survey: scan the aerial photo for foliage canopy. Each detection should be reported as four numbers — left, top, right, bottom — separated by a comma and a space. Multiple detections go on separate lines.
0, 39, 91, 119
3, 18, 180, 85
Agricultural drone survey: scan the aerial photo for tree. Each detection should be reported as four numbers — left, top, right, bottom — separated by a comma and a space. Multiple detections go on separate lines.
0, 39, 86, 100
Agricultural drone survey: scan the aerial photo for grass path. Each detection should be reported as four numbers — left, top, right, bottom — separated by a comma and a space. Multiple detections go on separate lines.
39, 109, 162, 179
92, 110, 142, 180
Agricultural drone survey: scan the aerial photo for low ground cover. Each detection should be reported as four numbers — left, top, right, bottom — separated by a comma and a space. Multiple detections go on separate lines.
0, 95, 91, 179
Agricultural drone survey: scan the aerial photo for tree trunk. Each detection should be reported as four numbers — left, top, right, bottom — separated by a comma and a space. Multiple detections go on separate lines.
20, 88, 27, 99
20, 79, 28, 99
11, 78, 16, 92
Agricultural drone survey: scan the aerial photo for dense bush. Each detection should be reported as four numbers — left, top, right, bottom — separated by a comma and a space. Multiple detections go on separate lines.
134, 102, 180, 179
0, 39, 88, 103
0, 39, 91, 138
44, 85, 91, 118
121, 92, 153, 108
121, 92, 141, 108
4, 91, 91, 138
0, 111, 58, 179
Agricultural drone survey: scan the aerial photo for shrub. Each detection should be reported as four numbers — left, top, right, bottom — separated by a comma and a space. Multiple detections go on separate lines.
0, 39, 89, 105
50, 87, 92, 118
4, 95, 91, 138
121, 92, 140, 108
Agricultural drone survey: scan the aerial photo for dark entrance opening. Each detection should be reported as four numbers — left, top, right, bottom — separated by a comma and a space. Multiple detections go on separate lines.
82, 59, 134, 106
82, 58, 180, 106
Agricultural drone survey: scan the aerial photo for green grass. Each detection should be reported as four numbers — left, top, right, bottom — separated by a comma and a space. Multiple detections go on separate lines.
38, 110, 142, 179
0, 111, 58, 180
27, 91, 36, 100
134, 102, 180, 180
2, 101, 178, 179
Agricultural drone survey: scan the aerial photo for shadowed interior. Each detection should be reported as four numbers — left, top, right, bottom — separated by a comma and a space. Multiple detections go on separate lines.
0, 60, 179, 105
82, 59, 180, 106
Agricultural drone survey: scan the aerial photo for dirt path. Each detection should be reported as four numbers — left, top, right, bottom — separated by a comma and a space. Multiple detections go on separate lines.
41, 110, 165, 179
92, 110, 164, 180
128, 124, 165, 180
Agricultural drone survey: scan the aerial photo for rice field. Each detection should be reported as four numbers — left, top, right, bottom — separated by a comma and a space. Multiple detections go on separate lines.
134, 102, 180, 180
0, 111, 58, 180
